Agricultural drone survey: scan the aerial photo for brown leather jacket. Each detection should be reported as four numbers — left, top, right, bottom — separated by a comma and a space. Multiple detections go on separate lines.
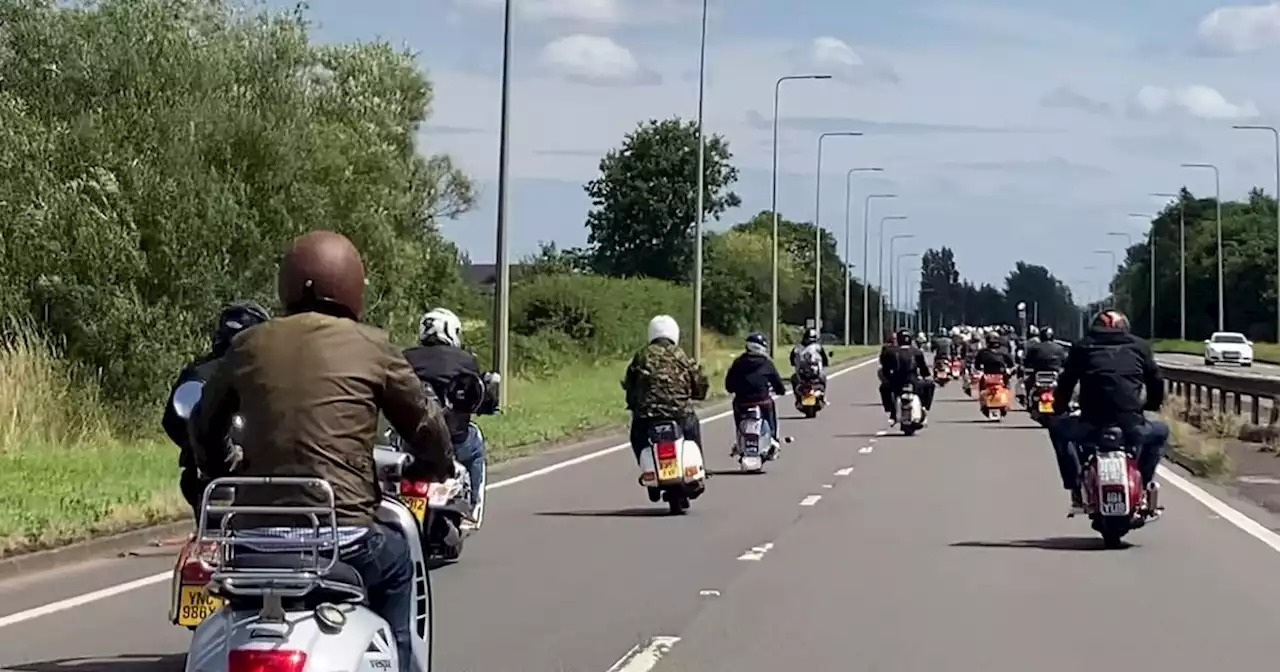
191, 312, 453, 528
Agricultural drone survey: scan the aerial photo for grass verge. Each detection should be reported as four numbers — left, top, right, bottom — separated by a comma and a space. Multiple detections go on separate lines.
0, 328, 873, 557
1153, 338, 1280, 364
1158, 397, 1233, 479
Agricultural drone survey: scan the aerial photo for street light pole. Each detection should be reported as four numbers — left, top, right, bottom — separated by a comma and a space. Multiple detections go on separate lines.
1106, 230, 1132, 314
812, 132, 862, 333
491, 0, 514, 407
692, 0, 708, 360
877, 214, 907, 341
1182, 162, 1224, 331
1151, 192, 1185, 340
842, 167, 883, 345
888, 234, 914, 329
769, 74, 831, 354
1232, 125, 1280, 339
894, 251, 919, 331
861, 193, 897, 345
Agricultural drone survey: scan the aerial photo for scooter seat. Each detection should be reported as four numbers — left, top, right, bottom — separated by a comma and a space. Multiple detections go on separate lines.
220, 552, 367, 606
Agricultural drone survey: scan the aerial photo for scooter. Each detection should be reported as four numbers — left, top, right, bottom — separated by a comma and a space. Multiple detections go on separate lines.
731, 404, 792, 472
978, 373, 1011, 421
171, 382, 435, 672
897, 384, 924, 436
793, 378, 826, 418
383, 425, 482, 561
1070, 424, 1162, 549
638, 420, 706, 514
1028, 370, 1059, 422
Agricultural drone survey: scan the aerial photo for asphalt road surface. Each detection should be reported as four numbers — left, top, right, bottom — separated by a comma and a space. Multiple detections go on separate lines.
4, 358, 1280, 672
1157, 351, 1280, 379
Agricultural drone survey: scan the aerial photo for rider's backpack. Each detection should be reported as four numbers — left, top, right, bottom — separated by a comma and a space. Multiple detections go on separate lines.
797, 345, 821, 374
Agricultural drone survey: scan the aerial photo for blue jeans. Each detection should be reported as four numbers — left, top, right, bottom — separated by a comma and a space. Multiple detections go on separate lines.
1048, 416, 1169, 490
341, 525, 415, 672
453, 424, 487, 513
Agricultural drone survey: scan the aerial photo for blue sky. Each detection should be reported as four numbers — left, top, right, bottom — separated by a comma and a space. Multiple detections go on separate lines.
272, 0, 1280, 299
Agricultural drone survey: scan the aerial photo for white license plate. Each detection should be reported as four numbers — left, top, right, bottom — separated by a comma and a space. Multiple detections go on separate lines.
1100, 490, 1127, 516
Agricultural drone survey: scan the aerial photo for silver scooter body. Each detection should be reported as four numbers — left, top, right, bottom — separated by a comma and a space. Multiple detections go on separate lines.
183, 454, 432, 672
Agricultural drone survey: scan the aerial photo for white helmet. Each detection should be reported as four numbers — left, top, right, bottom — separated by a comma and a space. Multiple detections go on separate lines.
648, 315, 680, 345
418, 307, 462, 347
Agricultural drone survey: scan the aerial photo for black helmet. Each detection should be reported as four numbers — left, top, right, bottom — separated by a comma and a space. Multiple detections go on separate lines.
895, 328, 913, 346
1091, 309, 1130, 333
985, 330, 1001, 347
212, 300, 270, 356
745, 331, 769, 355
801, 327, 818, 345
1041, 326, 1054, 340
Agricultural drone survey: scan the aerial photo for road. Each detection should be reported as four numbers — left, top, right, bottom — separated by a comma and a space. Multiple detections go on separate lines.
1157, 351, 1280, 379
4, 358, 1280, 671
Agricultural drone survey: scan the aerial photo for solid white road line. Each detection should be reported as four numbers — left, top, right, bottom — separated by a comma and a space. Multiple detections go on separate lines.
0, 358, 879, 629
605, 636, 681, 672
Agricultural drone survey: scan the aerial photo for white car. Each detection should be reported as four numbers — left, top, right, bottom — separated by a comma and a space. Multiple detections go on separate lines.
1203, 331, 1254, 367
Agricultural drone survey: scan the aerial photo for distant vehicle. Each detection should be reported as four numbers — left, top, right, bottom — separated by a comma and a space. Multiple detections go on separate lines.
1203, 331, 1253, 367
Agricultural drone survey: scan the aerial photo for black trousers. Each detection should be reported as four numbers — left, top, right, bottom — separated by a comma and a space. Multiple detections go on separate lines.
879, 379, 936, 417
732, 400, 778, 438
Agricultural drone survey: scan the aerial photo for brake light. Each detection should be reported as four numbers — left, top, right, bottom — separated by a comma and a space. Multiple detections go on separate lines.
399, 480, 430, 496
181, 557, 213, 584
1039, 390, 1054, 401
228, 650, 307, 672
655, 441, 678, 461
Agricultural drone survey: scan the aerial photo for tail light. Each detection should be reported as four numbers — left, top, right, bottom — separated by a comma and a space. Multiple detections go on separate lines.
399, 480, 430, 496
180, 558, 213, 584
228, 650, 307, 672
655, 441, 678, 461
1039, 390, 1053, 401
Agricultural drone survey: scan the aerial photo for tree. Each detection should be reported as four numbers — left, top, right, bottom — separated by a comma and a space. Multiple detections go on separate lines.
583, 118, 741, 281
908, 248, 1076, 334
702, 229, 804, 335
1111, 187, 1279, 340
519, 241, 590, 278
919, 247, 962, 327
1003, 262, 1075, 334
0, 0, 474, 402
733, 211, 884, 341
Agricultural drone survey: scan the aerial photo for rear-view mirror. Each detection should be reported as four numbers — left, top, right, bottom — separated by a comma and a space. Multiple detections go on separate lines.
172, 380, 205, 420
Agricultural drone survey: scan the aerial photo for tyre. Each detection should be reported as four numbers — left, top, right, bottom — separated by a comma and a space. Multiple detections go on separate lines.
802, 406, 817, 419
1099, 517, 1129, 549
668, 491, 689, 514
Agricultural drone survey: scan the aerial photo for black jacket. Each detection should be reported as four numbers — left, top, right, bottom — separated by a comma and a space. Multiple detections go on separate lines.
725, 352, 786, 404
162, 354, 222, 469
403, 343, 497, 443
880, 345, 929, 386
975, 346, 1015, 374
931, 336, 954, 358
1053, 328, 1164, 427
1024, 339, 1068, 373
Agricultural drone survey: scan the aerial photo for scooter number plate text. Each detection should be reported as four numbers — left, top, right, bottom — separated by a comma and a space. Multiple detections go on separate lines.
801, 394, 817, 406
1100, 489, 1127, 516
658, 458, 680, 480
404, 496, 427, 522
177, 585, 223, 627
1038, 399, 1054, 413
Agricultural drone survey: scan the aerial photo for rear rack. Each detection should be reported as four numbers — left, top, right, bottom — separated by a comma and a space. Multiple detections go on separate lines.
194, 476, 340, 599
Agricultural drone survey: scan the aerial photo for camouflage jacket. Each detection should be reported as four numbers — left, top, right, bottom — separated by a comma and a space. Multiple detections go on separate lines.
621, 341, 710, 419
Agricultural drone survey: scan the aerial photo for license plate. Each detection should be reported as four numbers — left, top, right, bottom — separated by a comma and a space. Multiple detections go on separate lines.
1038, 400, 1053, 413
1100, 489, 1127, 516
658, 458, 680, 480
404, 496, 427, 522
801, 395, 817, 406
177, 585, 223, 627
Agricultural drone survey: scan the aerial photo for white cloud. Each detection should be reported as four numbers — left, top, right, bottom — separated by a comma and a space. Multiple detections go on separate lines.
801, 37, 899, 84
539, 35, 658, 86
1130, 84, 1260, 120
1197, 2, 1280, 54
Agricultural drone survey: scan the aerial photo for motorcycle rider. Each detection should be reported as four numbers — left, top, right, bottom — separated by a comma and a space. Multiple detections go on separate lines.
879, 328, 935, 425
1050, 310, 1167, 514
930, 327, 954, 371
191, 230, 453, 672
162, 300, 270, 520
724, 332, 787, 453
975, 330, 1016, 386
1023, 326, 1068, 411
623, 315, 710, 464
789, 327, 830, 390
403, 307, 500, 531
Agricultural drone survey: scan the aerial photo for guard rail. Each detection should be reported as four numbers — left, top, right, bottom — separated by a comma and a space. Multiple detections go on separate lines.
1158, 363, 1280, 426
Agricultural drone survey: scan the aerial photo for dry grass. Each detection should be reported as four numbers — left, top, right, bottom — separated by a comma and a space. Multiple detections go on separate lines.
1159, 396, 1232, 479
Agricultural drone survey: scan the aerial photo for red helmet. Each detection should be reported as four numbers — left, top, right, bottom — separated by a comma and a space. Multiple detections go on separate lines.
1091, 309, 1130, 332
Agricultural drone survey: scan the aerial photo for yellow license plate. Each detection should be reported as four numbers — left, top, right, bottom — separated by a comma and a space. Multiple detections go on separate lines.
801, 395, 817, 406
1039, 400, 1054, 413
404, 496, 427, 522
177, 585, 223, 627
658, 458, 680, 480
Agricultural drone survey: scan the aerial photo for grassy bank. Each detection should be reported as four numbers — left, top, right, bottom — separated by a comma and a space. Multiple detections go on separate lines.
0, 328, 872, 556
1159, 397, 1232, 479
1153, 339, 1280, 364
